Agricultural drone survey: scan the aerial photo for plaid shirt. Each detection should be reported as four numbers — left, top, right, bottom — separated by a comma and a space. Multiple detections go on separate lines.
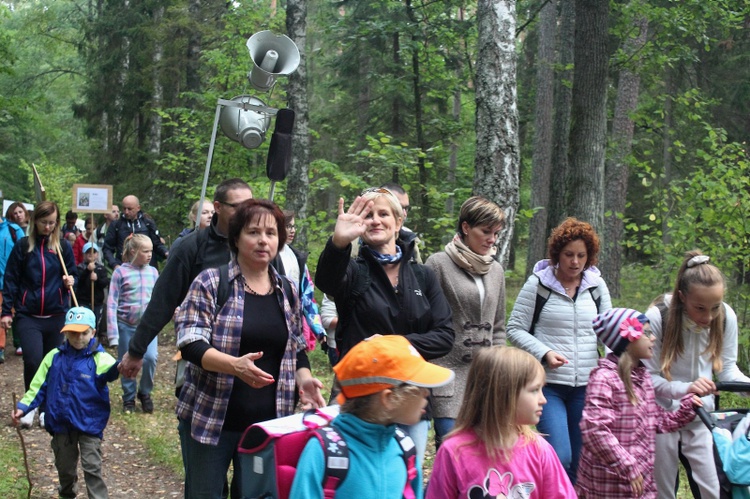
576, 354, 696, 498
175, 260, 305, 446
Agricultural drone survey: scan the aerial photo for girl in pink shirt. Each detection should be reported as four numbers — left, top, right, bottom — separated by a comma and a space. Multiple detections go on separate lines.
427, 346, 576, 499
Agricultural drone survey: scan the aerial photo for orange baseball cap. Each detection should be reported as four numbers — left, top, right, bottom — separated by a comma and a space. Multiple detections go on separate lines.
333, 335, 454, 403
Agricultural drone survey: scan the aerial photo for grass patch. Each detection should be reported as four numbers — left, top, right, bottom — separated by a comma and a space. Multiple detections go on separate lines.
0, 428, 31, 497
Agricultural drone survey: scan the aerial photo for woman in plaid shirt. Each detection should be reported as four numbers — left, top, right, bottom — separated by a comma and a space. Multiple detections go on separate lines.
175, 199, 326, 499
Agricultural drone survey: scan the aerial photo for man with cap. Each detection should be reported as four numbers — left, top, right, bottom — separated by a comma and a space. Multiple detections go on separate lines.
13, 307, 120, 499
291, 335, 454, 499
76, 241, 110, 341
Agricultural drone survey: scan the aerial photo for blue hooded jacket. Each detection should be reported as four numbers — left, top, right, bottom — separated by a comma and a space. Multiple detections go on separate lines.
17, 337, 119, 438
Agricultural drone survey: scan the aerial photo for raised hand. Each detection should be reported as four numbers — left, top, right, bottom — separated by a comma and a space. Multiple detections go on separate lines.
331, 196, 373, 249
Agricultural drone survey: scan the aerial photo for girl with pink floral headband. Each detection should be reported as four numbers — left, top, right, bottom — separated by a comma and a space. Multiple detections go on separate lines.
575, 308, 703, 498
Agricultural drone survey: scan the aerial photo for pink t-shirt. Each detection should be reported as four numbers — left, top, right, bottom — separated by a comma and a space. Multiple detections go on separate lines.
427, 429, 577, 499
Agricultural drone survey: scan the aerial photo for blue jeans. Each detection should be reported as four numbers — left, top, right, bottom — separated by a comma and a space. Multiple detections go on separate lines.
433, 417, 455, 449
399, 419, 430, 469
535, 383, 586, 485
117, 321, 157, 402
178, 418, 244, 498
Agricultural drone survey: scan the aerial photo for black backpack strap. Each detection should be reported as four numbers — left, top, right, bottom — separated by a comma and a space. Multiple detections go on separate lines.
410, 261, 427, 291
315, 426, 350, 498
394, 427, 418, 498
589, 286, 602, 314
529, 278, 551, 336
215, 264, 230, 317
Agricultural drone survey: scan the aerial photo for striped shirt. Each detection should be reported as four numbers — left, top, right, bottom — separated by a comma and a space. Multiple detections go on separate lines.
107, 262, 158, 341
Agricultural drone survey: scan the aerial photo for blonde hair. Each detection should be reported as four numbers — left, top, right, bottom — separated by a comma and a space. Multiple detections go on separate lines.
453, 346, 544, 461
660, 250, 725, 380
618, 350, 639, 405
27, 201, 61, 254
122, 234, 151, 265
360, 188, 403, 225
340, 383, 424, 425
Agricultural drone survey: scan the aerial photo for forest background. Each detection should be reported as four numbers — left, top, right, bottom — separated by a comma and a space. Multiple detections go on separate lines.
2, 0, 750, 356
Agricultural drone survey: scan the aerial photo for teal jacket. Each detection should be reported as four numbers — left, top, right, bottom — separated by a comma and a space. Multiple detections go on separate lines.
290, 413, 423, 499
18, 338, 119, 438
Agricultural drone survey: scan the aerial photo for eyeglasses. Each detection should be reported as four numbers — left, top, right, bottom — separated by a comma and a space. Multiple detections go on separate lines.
219, 201, 244, 209
401, 205, 411, 213
286, 224, 297, 230
38, 221, 57, 227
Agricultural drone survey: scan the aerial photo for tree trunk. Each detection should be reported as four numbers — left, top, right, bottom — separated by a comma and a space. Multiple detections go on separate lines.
473, 0, 520, 266
406, 0, 427, 234
148, 5, 164, 157
661, 70, 674, 247
547, 0, 575, 235
185, 0, 202, 99
568, 0, 609, 232
286, 0, 310, 249
601, 14, 648, 298
526, 0, 556, 278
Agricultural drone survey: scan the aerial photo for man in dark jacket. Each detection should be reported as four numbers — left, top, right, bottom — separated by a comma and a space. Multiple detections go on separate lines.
103, 195, 168, 269
118, 179, 252, 378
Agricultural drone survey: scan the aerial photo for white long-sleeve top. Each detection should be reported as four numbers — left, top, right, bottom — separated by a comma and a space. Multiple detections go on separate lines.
643, 294, 750, 412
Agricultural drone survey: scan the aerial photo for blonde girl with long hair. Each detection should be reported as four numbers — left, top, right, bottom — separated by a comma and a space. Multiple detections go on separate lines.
107, 233, 159, 414
577, 308, 702, 498
426, 346, 576, 499
1, 201, 77, 428
643, 250, 750, 499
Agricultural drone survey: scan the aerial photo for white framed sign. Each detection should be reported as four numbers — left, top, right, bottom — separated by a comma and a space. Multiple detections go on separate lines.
72, 184, 113, 214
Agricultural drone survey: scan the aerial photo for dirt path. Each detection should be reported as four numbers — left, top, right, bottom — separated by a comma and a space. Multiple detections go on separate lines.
0, 342, 184, 498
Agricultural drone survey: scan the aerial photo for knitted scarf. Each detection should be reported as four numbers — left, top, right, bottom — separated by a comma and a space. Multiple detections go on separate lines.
444, 234, 495, 276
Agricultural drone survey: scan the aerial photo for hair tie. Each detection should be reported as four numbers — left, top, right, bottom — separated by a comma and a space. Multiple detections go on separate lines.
687, 255, 710, 268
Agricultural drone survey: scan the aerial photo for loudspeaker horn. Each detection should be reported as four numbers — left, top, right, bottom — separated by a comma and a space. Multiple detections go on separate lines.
246, 31, 300, 92
219, 95, 272, 150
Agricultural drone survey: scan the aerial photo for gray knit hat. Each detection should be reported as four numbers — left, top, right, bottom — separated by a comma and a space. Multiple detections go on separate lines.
593, 308, 649, 356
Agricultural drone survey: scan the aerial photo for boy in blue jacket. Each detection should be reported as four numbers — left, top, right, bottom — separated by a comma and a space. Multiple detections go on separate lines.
12, 307, 120, 499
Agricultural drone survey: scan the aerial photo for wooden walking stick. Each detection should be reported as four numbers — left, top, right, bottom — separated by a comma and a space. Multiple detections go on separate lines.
55, 242, 78, 307
13, 393, 34, 499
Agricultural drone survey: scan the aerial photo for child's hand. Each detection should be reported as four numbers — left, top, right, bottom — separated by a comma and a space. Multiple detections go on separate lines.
543, 351, 568, 369
630, 474, 644, 497
690, 395, 704, 408
11, 409, 23, 426
688, 377, 716, 396
90, 271, 98, 281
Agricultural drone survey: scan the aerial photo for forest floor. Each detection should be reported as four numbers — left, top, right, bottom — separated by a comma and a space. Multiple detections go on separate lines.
0, 337, 184, 498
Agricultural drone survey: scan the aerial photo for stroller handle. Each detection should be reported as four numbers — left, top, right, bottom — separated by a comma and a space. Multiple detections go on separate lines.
694, 405, 716, 430
715, 381, 750, 393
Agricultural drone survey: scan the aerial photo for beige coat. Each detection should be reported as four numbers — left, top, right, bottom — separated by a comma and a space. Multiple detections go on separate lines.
425, 251, 506, 418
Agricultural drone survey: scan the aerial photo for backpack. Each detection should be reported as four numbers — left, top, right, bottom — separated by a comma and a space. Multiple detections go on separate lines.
528, 277, 602, 336
236, 406, 417, 499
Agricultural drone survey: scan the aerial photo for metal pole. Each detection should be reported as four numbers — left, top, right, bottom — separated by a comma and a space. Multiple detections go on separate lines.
198, 103, 224, 215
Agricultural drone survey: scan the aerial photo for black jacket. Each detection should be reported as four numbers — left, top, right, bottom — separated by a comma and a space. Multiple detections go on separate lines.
75, 261, 109, 307
128, 216, 230, 357
103, 211, 168, 269
315, 233, 454, 361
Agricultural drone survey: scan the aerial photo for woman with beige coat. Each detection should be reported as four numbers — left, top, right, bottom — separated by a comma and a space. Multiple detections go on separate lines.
425, 196, 506, 447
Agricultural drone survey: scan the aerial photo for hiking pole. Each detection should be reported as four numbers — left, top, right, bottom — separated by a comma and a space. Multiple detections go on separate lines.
12, 393, 34, 499
55, 242, 78, 307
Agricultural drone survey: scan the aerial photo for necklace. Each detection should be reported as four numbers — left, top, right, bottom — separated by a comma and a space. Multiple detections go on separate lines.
244, 280, 274, 296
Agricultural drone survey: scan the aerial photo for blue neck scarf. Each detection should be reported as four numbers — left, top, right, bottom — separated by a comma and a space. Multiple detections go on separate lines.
364, 243, 403, 265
